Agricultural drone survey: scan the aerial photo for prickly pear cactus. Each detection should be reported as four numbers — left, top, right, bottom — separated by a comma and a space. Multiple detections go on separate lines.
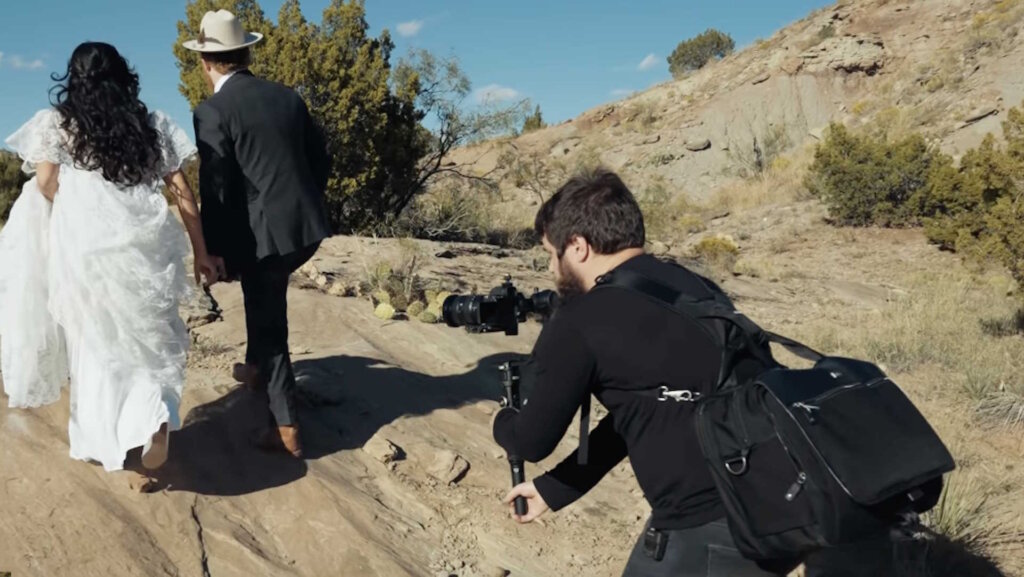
434, 291, 452, 307
374, 302, 397, 320
407, 301, 426, 317
371, 289, 391, 306
390, 293, 410, 312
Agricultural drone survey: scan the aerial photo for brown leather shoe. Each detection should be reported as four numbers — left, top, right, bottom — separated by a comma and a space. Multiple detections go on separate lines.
254, 425, 303, 458
233, 362, 266, 391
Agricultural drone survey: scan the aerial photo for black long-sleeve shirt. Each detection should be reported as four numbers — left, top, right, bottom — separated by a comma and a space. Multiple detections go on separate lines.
493, 254, 727, 529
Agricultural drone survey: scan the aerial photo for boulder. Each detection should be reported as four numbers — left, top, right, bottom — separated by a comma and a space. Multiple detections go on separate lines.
685, 139, 712, 152
779, 56, 805, 75
427, 449, 470, 485
327, 281, 352, 297
802, 35, 886, 75
363, 433, 404, 465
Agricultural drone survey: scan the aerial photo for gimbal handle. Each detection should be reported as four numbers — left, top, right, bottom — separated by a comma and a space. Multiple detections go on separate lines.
498, 361, 528, 516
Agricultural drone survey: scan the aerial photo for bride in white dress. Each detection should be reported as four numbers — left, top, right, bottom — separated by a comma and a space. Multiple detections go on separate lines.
0, 42, 219, 473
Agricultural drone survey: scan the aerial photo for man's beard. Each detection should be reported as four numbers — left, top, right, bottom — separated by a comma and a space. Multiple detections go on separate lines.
556, 260, 586, 302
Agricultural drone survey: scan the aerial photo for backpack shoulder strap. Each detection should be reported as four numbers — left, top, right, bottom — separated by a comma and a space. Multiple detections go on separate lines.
594, 266, 824, 363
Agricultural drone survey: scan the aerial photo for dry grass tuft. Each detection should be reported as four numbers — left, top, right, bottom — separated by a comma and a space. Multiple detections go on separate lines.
690, 234, 740, 278
797, 272, 1024, 384
636, 176, 706, 243
707, 145, 814, 213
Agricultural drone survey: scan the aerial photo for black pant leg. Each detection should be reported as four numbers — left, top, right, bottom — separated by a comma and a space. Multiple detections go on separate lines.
241, 272, 263, 367
241, 241, 322, 427
259, 259, 296, 427
621, 518, 784, 577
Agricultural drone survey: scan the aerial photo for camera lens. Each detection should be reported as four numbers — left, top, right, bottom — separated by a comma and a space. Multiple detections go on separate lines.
442, 294, 483, 327
529, 290, 559, 317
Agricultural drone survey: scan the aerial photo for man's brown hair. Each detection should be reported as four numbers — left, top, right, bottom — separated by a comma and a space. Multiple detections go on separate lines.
201, 47, 251, 74
534, 167, 646, 256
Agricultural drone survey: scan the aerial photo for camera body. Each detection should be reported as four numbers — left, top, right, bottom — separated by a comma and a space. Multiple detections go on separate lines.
441, 275, 558, 336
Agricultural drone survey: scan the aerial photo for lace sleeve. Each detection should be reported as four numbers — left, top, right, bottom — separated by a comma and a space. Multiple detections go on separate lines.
3, 109, 69, 175
151, 110, 198, 176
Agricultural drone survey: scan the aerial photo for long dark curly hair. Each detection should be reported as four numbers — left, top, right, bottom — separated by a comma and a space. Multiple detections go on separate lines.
49, 42, 161, 187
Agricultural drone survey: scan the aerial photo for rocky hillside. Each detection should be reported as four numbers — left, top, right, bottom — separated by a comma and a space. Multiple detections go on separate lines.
452, 0, 1024, 209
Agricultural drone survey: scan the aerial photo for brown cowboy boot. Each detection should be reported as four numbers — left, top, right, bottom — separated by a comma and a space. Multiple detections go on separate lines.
254, 424, 303, 458
233, 362, 266, 391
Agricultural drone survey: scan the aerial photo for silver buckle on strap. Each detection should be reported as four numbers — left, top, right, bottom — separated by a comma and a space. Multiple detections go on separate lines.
657, 386, 701, 403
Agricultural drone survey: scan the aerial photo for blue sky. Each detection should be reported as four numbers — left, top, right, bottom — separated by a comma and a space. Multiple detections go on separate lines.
1, 0, 834, 146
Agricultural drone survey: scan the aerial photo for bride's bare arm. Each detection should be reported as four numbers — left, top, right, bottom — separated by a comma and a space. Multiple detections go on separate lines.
36, 161, 59, 201
164, 170, 220, 284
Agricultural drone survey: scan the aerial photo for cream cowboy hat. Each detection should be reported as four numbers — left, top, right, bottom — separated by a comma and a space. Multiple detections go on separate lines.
182, 9, 263, 53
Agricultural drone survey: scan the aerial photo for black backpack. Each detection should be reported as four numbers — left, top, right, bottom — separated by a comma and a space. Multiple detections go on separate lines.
594, 266, 956, 562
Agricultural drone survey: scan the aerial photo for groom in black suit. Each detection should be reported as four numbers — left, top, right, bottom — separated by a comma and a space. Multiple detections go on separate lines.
184, 10, 331, 458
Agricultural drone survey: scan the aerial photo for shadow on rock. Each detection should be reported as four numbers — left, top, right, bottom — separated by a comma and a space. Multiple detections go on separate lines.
294, 352, 525, 460
134, 352, 525, 495
130, 386, 308, 496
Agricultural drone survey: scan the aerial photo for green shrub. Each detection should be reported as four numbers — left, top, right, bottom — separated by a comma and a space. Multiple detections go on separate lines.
921, 107, 1024, 291
521, 104, 546, 133
667, 28, 735, 79
805, 123, 941, 227
810, 101, 1024, 299
1, 150, 27, 223
920, 135, 1016, 255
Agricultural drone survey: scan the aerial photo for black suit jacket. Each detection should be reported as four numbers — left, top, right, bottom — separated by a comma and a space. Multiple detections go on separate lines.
193, 70, 331, 276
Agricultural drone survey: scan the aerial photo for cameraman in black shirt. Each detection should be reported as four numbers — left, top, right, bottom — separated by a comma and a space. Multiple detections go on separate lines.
492, 168, 784, 576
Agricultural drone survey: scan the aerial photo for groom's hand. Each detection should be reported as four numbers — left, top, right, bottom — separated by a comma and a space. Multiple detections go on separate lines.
210, 255, 228, 283
195, 254, 223, 286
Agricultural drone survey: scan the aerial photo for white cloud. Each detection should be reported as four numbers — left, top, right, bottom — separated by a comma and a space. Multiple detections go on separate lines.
473, 83, 521, 105
396, 20, 424, 37
637, 53, 659, 71
611, 88, 635, 97
0, 53, 44, 70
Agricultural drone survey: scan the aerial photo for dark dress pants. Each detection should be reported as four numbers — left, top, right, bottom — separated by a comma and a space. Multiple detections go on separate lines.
240, 241, 320, 427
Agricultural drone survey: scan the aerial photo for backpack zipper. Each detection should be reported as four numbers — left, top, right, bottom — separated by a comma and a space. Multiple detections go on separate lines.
803, 377, 888, 406
764, 402, 811, 500
785, 472, 807, 501
790, 378, 888, 425
773, 394, 855, 499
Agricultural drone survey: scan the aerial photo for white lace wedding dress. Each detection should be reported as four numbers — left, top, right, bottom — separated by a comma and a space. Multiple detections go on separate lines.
0, 108, 197, 471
